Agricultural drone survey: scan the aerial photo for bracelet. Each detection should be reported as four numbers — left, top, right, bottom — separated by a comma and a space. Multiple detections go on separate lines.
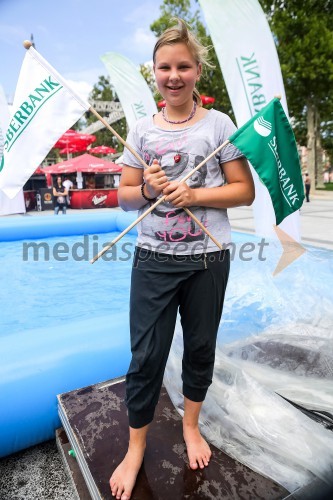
141, 182, 157, 202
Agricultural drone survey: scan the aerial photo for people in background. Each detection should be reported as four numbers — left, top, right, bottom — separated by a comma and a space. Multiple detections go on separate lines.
53, 176, 68, 215
63, 176, 74, 206
323, 169, 330, 184
304, 173, 311, 202
85, 175, 96, 189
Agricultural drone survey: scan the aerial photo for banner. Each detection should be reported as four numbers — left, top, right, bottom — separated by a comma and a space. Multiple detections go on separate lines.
198, 0, 300, 239
229, 98, 304, 225
0, 84, 26, 214
0, 46, 90, 199
101, 52, 157, 130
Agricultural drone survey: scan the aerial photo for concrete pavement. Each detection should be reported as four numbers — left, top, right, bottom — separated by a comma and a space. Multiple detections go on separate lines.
229, 191, 333, 251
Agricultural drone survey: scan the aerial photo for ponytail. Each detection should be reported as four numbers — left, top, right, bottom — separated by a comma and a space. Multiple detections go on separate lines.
193, 88, 203, 107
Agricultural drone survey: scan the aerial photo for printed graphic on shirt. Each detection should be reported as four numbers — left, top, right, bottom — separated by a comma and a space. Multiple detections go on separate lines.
123, 110, 241, 254
142, 137, 208, 243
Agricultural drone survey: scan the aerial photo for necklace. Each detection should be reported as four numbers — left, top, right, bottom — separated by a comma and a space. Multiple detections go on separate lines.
162, 102, 197, 163
162, 101, 197, 124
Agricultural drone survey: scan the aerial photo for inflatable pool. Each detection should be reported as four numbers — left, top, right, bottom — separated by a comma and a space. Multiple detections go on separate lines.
0, 211, 137, 458
1, 211, 332, 494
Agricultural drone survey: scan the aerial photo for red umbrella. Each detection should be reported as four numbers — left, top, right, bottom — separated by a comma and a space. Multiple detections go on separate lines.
53, 130, 77, 149
53, 130, 96, 150
157, 95, 215, 107
42, 154, 123, 174
74, 133, 97, 144
59, 144, 88, 155
89, 145, 117, 155
58, 129, 77, 138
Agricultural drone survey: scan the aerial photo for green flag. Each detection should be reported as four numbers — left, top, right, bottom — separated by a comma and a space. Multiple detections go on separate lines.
229, 98, 304, 225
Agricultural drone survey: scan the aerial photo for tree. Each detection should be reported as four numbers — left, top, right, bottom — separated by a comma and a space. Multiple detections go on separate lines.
149, 0, 234, 118
259, 0, 333, 187
140, 63, 159, 100
85, 75, 127, 152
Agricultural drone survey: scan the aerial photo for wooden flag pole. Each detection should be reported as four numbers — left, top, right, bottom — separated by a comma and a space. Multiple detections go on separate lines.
21, 39, 225, 253
89, 107, 223, 252
90, 133, 230, 264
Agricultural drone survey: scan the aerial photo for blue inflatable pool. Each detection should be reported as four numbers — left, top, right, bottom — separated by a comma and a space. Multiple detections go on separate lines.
0, 211, 137, 458
1, 210, 332, 464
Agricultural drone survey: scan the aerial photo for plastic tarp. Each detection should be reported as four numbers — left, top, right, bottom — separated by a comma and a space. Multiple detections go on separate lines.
164, 234, 333, 493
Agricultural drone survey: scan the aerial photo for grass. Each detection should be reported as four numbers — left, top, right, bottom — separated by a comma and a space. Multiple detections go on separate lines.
316, 183, 333, 191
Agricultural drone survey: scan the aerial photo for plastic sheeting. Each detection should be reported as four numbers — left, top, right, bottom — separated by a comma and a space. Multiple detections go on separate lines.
164, 234, 333, 493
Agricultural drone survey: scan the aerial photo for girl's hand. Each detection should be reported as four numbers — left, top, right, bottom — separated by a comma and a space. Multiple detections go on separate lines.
144, 159, 169, 198
163, 181, 195, 207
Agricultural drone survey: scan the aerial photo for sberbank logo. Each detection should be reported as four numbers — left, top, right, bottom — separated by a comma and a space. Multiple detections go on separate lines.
3, 77, 63, 157
254, 116, 272, 137
0, 155, 4, 173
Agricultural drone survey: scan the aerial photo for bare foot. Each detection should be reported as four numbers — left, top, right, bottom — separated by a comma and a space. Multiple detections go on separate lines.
183, 425, 211, 470
109, 444, 145, 499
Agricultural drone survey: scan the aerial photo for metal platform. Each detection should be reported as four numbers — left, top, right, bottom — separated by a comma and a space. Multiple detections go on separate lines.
57, 377, 290, 499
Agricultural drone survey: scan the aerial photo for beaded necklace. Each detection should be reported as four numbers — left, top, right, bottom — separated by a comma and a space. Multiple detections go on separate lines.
162, 101, 197, 163
161, 101, 197, 124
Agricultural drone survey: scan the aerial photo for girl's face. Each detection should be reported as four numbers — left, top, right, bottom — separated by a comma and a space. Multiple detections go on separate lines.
154, 42, 201, 108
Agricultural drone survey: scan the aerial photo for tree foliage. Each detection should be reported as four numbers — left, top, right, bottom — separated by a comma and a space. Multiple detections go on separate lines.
85, 75, 126, 152
140, 63, 159, 99
83, 0, 333, 172
259, 0, 333, 165
89, 75, 115, 102
149, 0, 234, 119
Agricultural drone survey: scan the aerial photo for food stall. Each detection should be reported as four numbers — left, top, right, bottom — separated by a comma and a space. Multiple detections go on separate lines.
70, 188, 119, 209
23, 190, 37, 211
23, 166, 49, 211
42, 153, 122, 209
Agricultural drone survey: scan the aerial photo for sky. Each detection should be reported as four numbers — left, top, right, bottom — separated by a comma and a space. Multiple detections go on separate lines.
0, 0, 167, 104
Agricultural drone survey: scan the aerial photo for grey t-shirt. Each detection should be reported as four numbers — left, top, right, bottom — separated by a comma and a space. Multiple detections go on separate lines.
123, 109, 243, 255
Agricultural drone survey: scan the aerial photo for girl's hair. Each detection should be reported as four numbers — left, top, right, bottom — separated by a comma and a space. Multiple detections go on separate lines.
153, 18, 212, 107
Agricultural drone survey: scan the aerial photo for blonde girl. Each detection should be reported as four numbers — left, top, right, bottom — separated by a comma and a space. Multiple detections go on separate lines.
110, 18, 254, 500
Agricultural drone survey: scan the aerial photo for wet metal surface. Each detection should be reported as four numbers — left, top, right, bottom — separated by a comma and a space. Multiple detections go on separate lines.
58, 379, 288, 499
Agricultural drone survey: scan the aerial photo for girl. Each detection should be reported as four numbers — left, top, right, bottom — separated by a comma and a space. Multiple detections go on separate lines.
53, 175, 68, 215
110, 18, 255, 500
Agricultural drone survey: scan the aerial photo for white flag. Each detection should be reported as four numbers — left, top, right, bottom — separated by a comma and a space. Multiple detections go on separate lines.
0, 85, 10, 163
198, 0, 300, 240
101, 52, 157, 130
0, 46, 90, 199
0, 84, 26, 214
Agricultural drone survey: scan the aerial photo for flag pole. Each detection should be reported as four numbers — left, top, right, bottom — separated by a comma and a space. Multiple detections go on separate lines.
22, 39, 226, 260
89, 107, 223, 251
22, 39, 223, 255
90, 138, 230, 263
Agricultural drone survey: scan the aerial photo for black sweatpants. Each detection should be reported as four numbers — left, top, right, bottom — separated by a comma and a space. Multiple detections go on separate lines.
126, 247, 230, 429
